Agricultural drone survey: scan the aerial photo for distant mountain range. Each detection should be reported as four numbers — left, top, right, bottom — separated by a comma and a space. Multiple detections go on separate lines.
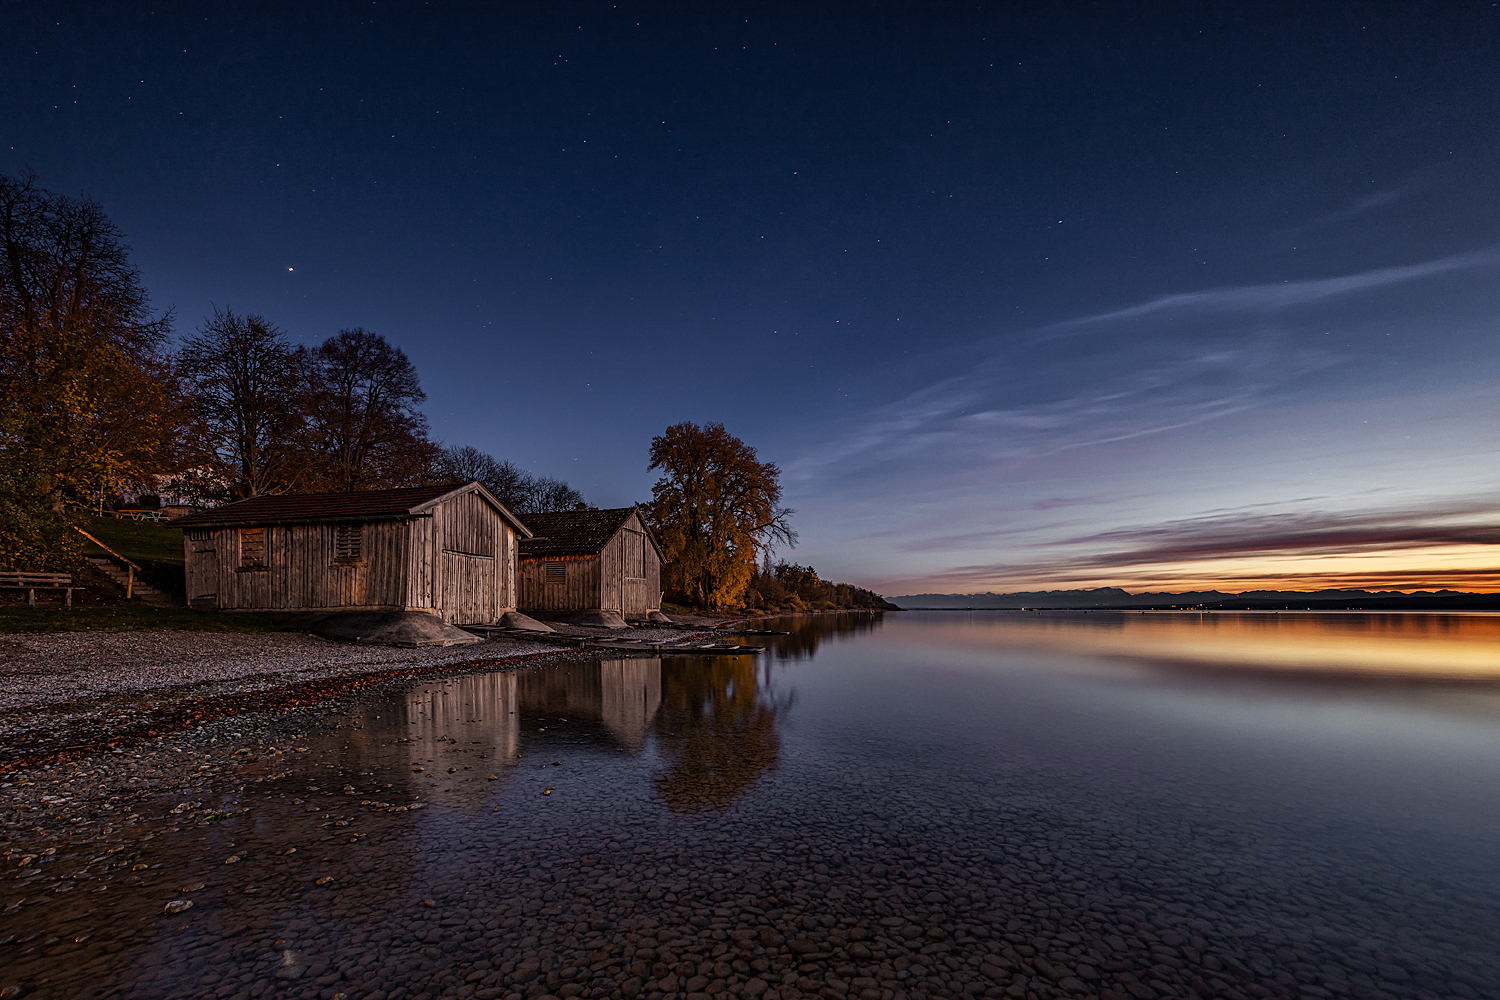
889, 587, 1500, 610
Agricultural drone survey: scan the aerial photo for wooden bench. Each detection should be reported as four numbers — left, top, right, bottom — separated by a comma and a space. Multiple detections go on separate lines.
0, 572, 75, 608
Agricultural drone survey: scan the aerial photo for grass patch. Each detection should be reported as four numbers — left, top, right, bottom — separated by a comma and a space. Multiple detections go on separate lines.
78, 516, 183, 566
75, 516, 187, 600
0, 605, 280, 634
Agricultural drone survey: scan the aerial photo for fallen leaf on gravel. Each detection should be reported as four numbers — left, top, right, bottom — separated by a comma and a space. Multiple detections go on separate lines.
224, 855, 241, 864
179, 883, 205, 892
163, 899, 192, 914
486, 774, 497, 780
315, 876, 334, 885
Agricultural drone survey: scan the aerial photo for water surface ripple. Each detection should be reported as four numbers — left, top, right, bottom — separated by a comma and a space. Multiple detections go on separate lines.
5, 611, 1499, 1000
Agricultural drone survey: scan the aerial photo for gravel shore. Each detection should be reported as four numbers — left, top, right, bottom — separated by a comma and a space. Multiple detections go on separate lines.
0, 630, 560, 716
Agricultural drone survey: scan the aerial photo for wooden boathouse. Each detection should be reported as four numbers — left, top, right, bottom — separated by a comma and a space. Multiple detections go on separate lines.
517, 508, 663, 622
172, 482, 531, 624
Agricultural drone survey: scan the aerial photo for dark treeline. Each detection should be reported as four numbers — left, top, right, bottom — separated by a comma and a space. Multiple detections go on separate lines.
0, 172, 585, 570
743, 561, 901, 612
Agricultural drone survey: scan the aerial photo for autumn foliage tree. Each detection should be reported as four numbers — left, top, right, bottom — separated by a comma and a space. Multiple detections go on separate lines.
646, 421, 795, 608
0, 171, 174, 568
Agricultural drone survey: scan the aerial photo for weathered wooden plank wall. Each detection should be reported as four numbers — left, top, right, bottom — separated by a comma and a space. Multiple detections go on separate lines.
517, 554, 600, 611
181, 486, 519, 621
186, 522, 410, 610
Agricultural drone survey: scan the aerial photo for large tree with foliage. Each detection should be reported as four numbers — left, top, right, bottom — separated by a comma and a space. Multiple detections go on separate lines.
176, 307, 308, 501
646, 421, 795, 608
306, 328, 434, 491
0, 171, 174, 568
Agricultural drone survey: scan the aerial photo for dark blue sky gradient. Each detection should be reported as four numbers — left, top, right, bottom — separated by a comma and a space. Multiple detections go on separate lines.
7, 3, 1500, 592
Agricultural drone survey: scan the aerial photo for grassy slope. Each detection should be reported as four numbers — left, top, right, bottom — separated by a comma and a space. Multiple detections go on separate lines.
76, 515, 187, 599
77, 516, 183, 566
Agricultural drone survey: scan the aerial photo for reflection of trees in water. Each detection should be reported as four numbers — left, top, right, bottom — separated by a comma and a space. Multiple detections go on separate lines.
752, 611, 887, 661
652, 657, 793, 813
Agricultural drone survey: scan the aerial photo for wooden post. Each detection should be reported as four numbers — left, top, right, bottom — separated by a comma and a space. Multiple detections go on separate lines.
127, 565, 134, 600
27, 587, 35, 607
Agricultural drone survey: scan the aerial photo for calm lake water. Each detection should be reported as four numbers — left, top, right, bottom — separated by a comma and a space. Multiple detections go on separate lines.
6, 611, 1500, 1000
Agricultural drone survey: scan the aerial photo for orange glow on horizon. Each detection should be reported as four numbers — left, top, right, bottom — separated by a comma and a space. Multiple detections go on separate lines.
900, 543, 1500, 595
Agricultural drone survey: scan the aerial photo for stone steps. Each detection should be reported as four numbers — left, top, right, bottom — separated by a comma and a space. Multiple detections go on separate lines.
86, 557, 180, 608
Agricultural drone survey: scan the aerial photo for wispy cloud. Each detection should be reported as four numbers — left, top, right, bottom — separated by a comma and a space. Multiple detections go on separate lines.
788, 248, 1500, 491
1040, 246, 1500, 334
1285, 185, 1408, 233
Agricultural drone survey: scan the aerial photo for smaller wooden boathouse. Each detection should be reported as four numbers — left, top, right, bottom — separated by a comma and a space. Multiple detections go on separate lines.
172, 483, 531, 624
518, 508, 663, 623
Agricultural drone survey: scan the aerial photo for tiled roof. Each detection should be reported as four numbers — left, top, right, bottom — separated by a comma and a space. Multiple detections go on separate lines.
519, 508, 650, 556
172, 484, 503, 528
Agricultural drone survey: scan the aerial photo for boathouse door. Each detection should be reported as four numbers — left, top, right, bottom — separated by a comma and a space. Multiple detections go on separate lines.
440, 549, 498, 624
185, 531, 219, 608
620, 528, 649, 620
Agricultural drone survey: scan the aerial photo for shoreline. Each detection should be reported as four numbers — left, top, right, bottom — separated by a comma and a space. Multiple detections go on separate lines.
0, 611, 886, 859
0, 613, 768, 969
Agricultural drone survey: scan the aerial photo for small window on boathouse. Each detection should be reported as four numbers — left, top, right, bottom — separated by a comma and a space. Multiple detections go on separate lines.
336, 524, 363, 562
239, 528, 265, 567
544, 563, 566, 586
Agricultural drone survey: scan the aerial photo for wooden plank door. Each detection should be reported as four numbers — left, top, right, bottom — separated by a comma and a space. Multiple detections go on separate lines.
441, 550, 497, 624
186, 533, 219, 608
620, 529, 648, 619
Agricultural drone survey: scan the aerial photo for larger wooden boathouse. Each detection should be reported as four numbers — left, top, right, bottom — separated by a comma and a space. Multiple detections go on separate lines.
172, 483, 531, 624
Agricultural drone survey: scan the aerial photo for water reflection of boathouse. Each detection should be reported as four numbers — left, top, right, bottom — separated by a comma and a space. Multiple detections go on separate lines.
396, 659, 663, 756
515, 659, 662, 751
345, 645, 803, 812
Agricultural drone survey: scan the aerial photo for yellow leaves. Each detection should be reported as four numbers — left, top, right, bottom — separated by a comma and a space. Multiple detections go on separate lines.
647, 421, 795, 608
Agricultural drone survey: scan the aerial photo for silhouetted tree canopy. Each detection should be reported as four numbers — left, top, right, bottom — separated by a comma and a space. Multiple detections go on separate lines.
432, 444, 587, 513
306, 328, 434, 492
176, 307, 308, 501
747, 560, 900, 612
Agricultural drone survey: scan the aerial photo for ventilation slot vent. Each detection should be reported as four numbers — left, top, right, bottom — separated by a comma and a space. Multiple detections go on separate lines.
336, 524, 363, 562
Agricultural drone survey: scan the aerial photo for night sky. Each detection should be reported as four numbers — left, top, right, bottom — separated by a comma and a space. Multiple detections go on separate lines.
6, 3, 1500, 594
